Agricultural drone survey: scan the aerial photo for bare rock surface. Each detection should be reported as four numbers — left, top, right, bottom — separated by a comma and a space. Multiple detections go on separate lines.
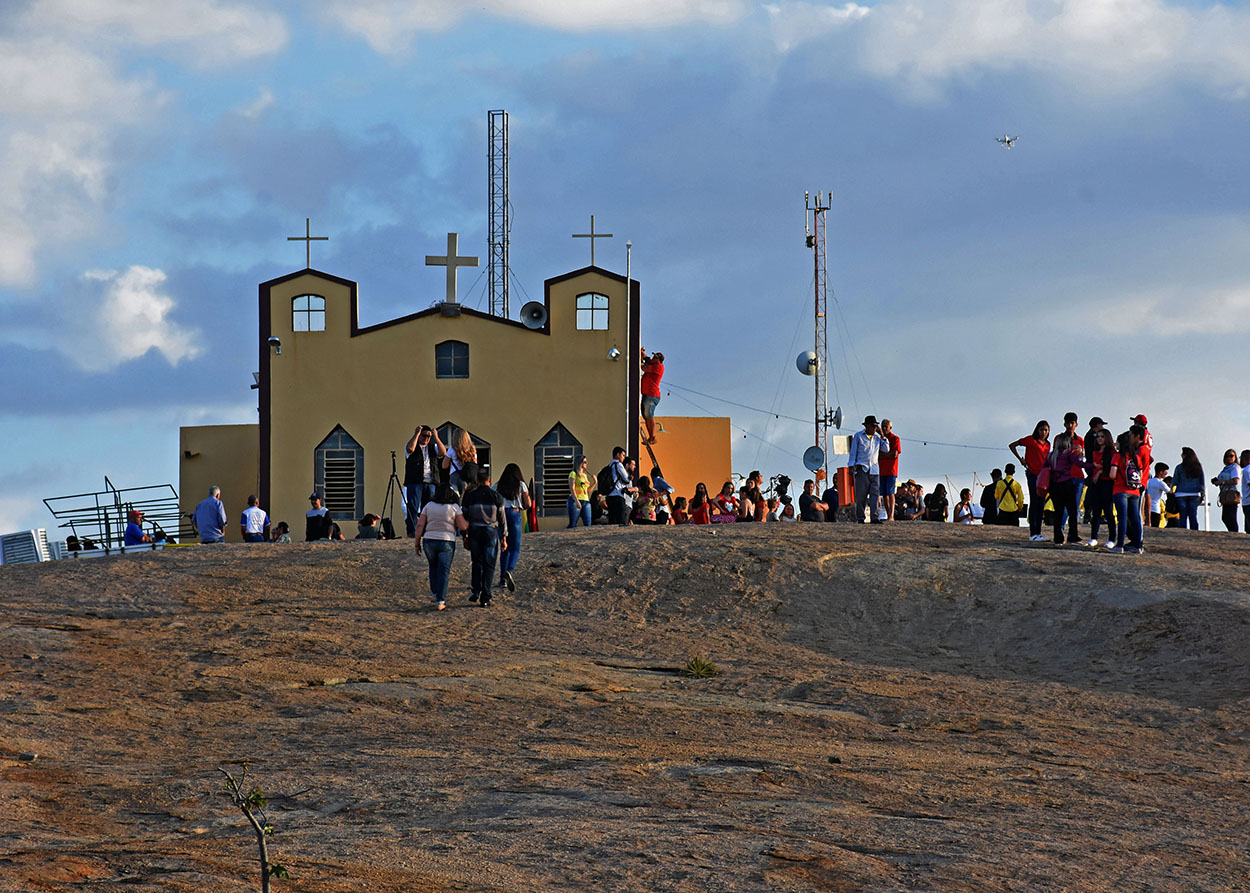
2, 522, 1249, 891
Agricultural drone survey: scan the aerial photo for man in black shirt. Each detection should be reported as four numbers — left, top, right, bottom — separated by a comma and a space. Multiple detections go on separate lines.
404, 426, 447, 537
305, 492, 334, 541
461, 469, 508, 606
798, 479, 829, 522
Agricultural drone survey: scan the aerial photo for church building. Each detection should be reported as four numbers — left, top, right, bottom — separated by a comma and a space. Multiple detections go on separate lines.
179, 232, 731, 540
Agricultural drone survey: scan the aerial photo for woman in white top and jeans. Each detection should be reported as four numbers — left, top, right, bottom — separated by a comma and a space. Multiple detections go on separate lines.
414, 484, 468, 610
1214, 449, 1242, 533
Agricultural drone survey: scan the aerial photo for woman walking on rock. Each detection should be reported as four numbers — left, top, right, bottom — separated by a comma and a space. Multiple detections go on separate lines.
496, 463, 530, 592
414, 485, 467, 611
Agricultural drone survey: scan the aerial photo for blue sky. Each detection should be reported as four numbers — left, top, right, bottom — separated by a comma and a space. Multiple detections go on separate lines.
3, 0, 1250, 531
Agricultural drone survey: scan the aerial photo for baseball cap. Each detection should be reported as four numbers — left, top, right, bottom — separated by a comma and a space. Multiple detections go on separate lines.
308, 492, 320, 500
1131, 414, 1148, 425
1089, 416, 1106, 426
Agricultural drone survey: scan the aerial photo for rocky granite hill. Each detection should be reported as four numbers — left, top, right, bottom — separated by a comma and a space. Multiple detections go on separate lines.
2, 522, 1249, 891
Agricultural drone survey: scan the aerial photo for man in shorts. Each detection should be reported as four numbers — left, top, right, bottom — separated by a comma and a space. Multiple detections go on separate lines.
640, 348, 664, 445
878, 418, 901, 520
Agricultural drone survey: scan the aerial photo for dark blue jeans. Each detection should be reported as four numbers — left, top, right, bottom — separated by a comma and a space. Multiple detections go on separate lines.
502, 507, 523, 575
468, 526, 499, 601
1174, 494, 1200, 529
405, 482, 436, 536
1113, 492, 1142, 549
1026, 470, 1043, 536
422, 538, 456, 602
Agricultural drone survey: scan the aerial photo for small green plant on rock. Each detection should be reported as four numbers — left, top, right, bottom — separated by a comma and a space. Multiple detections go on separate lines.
681, 654, 720, 678
219, 764, 289, 892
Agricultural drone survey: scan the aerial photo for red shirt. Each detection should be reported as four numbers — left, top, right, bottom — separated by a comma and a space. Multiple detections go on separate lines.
1111, 445, 1151, 495
879, 432, 902, 477
1018, 436, 1050, 476
1068, 433, 1085, 480
641, 361, 664, 398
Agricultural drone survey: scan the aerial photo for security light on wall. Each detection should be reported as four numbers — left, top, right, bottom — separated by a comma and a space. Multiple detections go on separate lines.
608, 346, 621, 360
268, 336, 281, 355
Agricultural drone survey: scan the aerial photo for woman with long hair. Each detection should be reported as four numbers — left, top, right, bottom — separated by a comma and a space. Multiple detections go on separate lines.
689, 483, 712, 524
923, 483, 949, 521
1084, 428, 1117, 547
414, 484, 468, 611
495, 463, 530, 592
567, 455, 593, 529
1047, 433, 1081, 545
631, 476, 657, 524
1010, 420, 1051, 542
1109, 430, 1146, 554
441, 428, 478, 496
1214, 449, 1241, 532
1172, 447, 1204, 530
713, 481, 739, 521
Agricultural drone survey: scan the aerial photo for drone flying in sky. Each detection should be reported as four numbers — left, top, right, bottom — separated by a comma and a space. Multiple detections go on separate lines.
996, 134, 1020, 149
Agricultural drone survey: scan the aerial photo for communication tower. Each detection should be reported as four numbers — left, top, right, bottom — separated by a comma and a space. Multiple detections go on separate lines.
488, 109, 510, 318
805, 190, 834, 479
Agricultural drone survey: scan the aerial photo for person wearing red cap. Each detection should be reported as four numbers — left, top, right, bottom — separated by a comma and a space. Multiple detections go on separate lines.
124, 510, 150, 546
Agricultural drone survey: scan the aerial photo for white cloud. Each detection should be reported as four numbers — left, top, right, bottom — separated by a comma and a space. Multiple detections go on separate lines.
849, 0, 1250, 100
0, 38, 159, 287
22, 0, 288, 65
236, 86, 276, 119
74, 266, 202, 371
318, 0, 747, 53
763, 2, 869, 53
1089, 285, 1250, 337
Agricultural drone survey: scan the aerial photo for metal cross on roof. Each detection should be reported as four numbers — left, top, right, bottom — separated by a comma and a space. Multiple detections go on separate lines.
573, 214, 613, 267
287, 218, 329, 269
425, 232, 479, 304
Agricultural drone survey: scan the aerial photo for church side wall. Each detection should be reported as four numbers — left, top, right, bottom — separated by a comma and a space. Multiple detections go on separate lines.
179, 424, 259, 543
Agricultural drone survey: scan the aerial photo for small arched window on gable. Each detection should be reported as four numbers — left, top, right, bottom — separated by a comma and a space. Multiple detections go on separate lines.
575, 293, 609, 330
292, 295, 326, 332
435, 340, 469, 379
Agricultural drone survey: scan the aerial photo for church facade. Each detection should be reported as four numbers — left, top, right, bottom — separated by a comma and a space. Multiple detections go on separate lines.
179, 250, 731, 539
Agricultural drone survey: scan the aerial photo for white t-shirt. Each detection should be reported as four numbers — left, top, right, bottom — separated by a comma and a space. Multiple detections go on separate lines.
1145, 477, 1169, 513
419, 503, 463, 541
241, 505, 270, 534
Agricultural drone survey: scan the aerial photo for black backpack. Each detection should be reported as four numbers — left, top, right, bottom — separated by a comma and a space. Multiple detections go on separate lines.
597, 463, 616, 496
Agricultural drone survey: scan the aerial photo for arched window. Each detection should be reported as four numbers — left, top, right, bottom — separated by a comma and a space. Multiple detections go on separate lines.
292, 295, 326, 332
314, 425, 363, 519
534, 423, 583, 516
575, 293, 608, 330
435, 340, 469, 378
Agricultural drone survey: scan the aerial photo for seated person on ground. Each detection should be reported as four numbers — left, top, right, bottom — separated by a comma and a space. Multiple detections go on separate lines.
355, 513, 381, 539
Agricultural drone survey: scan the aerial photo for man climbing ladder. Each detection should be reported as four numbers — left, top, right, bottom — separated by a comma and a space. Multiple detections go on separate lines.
640, 347, 664, 446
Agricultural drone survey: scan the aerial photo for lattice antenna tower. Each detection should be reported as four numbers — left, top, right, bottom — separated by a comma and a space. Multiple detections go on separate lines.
805, 189, 833, 479
488, 109, 510, 318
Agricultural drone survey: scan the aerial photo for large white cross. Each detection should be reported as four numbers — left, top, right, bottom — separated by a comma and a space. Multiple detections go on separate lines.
425, 233, 479, 303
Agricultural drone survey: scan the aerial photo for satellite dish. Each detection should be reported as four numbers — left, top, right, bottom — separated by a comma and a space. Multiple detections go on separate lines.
520, 301, 548, 329
796, 350, 818, 376
833, 406, 843, 429
803, 445, 825, 472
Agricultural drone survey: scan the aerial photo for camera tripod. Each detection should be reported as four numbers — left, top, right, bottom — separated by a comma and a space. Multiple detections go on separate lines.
380, 451, 405, 540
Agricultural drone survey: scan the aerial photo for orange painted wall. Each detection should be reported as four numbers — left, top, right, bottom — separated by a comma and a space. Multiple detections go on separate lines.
642, 416, 732, 502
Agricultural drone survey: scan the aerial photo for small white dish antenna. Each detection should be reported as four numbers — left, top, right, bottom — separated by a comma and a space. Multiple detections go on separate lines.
803, 445, 825, 471
796, 350, 818, 376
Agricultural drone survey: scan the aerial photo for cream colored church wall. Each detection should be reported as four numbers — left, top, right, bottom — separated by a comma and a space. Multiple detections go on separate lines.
179, 424, 259, 543
262, 269, 633, 536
